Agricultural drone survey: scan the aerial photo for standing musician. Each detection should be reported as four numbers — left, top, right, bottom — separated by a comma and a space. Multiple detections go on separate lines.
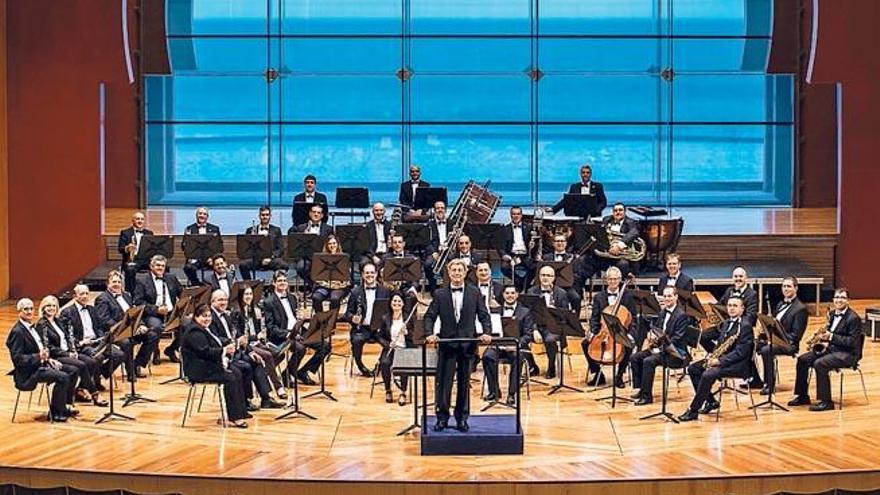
6, 298, 78, 422
657, 253, 694, 292
182, 206, 222, 287
208, 290, 282, 410
376, 292, 415, 405
94, 272, 156, 380
595, 202, 641, 277
581, 266, 636, 388
205, 254, 236, 296
133, 254, 183, 365
424, 201, 450, 292
788, 288, 863, 411
500, 206, 535, 290
747, 276, 808, 395
630, 286, 691, 405
550, 163, 608, 218
343, 262, 389, 377
240, 205, 288, 280
425, 259, 493, 432
546, 233, 585, 317
526, 265, 571, 379
678, 296, 754, 421
230, 284, 287, 400
290, 204, 333, 290
311, 235, 352, 310
118, 211, 154, 293
363, 202, 392, 266
262, 270, 330, 386
292, 174, 328, 209
482, 286, 535, 406
181, 303, 249, 428
39, 295, 107, 406
398, 164, 430, 210
702, 266, 759, 353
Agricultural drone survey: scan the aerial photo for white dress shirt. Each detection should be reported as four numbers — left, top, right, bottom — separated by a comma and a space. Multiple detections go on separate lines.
278, 294, 296, 331
76, 303, 97, 340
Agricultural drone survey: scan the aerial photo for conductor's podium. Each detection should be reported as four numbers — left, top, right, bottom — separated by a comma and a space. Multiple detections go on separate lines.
421, 414, 524, 456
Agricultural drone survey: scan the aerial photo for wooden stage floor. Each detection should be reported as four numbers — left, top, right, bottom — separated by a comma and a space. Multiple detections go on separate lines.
0, 302, 878, 494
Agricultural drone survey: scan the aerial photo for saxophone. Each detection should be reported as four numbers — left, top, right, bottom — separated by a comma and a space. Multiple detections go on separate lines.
804, 311, 832, 355
705, 322, 741, 363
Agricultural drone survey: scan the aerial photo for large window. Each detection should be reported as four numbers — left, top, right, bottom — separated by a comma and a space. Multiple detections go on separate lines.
146, 0, 793, 207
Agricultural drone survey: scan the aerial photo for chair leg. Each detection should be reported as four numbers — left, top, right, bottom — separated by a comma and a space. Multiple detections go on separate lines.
523, 359, 531, 400
715, 380, 725, 422
748, 385, 758, 420
858, 369, 869, 404
733, 380, 740, 409
11, 390, 21, 424
27, 388, 34, 411
369, 362, 380, 399
218, 384, 227, 428
181, 384, 195, 427
36, 383, 45, 407
197, 385, 208, 412
839, 371, 845, 410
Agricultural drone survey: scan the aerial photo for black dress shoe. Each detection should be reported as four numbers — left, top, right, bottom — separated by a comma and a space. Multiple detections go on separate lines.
66, 407, 80, 418
677, 409, 699, 422
528, 364, 540, 377
614, 376, 626, 389
739, 380, 763, 390
296, 372, 317, 386
699, 400, 720, 414
505, 396, 516, 406
243, 412, 254, 419
246, 401, 259, 412
483, 393, 498, 402
630, 390, 643, 399
759, 386, 772, 396
152, 354, 161, 366
634, 397, 654, 406
164, 348, 180, 364
809, 400, 835, 412
433, 420, 448, 432
358, 367, 374, 378
587, 373, 606, 386
50, 413, 68, 422
456, 420, 470, 432
95, 381, 107, 392
545, 369, 557, 379
261, 399, 283, 409
787, 395, 811, 406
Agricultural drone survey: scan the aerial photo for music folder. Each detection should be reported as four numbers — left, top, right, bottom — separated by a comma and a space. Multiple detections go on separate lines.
563, 193, 598, 219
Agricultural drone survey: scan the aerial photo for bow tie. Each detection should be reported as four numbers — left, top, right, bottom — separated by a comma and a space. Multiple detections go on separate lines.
437, 221, 446, 225
450, 287, 464, 293
154, 277, 164, 282
608, 292, 619, 297
504, 305, 515, 311
365, 286, 376, 291
512, 224, 521, 229
541, 289, 552, 294
480, 284, 490, 288
134, 229, 143, 234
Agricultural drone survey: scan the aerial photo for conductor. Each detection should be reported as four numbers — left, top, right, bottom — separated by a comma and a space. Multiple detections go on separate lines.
424, 259, 492, 432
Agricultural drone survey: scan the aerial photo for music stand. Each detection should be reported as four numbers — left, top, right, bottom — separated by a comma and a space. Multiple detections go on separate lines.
383, 257, 421, 287
537, 262, 575, 289
134, 235, 174, 264
595, 311, 634, 407
395, 224, 430, 253
545, 307, 585, 395
413, 187, 447, 211
678, 289, 707, 320
335, 225, 370, 258
369, 298, 390, 331
96, 306, 144, 424
286, 233, 326, 261
563, 193, 599, 219
464, 224, 504, 252
632, 289, 661, 349
236, 234, 273, 267
571, 222, 608, 256
293, 202, 327, 227
336, 187, 369, 208
229, 280, 264, 311
182, 234, 223, 264
311, 254, 351, 286
750, 314, 791, 412
301, 309, 339, 402
275, 330, 318, 422
121, 305, 157, 407
160, 286, 210, 385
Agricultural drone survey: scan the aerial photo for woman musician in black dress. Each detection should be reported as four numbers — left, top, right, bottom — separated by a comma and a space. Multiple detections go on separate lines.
230, 285, 287, 400
377, 292, 416, 405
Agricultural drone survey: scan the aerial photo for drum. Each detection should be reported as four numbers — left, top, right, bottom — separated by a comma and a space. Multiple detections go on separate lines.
453, 180, 502, 224
638, 217, 684, 269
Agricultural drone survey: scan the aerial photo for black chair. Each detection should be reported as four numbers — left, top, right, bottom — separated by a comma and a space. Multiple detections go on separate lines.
10, 379, 50, 424
180, 354, 228, 428
713, 368, 759, 422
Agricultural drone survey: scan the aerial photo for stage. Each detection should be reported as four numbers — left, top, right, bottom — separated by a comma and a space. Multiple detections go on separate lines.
0, 300, 878, 495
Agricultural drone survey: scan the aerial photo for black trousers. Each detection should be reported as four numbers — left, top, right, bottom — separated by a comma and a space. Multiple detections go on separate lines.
57, 353, 99, 394
123, 260, 149, 294
140, 316, 167, 362
700, 327, 720, 354
794, 350, 856, 402
350, 326, 379, 372
250, 344, 283, 389
629, 349, 686, 400
283, 339, 331, 378
233, 354, 273, 401
686, 361, 738, 412
500, 258, 535, 292
184, 259, 211, 286
195, 366, 248, 422
379, 346, 409, 393
80, 344, 126, 379
311, 287, 349, 310
435, 344, 474, 423
239, 257, 288, 280
481, 347, 522, 398
748, 343, 794, 390
581, 337, 631, 380
25, 366, 74, 416
527, 328, 560, 374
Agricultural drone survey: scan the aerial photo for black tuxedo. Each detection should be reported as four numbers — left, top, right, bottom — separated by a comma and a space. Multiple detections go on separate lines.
6, 321, 76, 415
500, 222, 536, 289
291, 222, 333, 237
600, 215, 640, 245
424, 285, 492, 423
376, 314, 416, 393
629, 304, 691, 401
526, 284, 572, 372
239, 225, 289, 280
422, 218, 452, 292
551, 181, 607, 217
245, 224, 283, 257
794, 307, 863, 403
180, 322, 247, 421
38, 317, 101, 395
527, 285, 571, 312
583, 288, 637, 380
426, 218, 451, 255
701, 285, 759, 353
262, 291, 329, 378
133, 274, 183, 320
686, 318, 755, 411
364, 219, 392, 258
60, 303, 103, 344
750, 297, 809, 390
118, 226, 155, 292
658, 272, 695, 293
482, 303, 534, 398
472, 280, 504, 308
205, 271, 236, 293
452, 250, 485, 269
344, 284, 391, 373
398, 179, 431, 207
93, 290, 160, 373
182, 222, 222, 286
293, 191, 328, 205
209, 308, 274, 403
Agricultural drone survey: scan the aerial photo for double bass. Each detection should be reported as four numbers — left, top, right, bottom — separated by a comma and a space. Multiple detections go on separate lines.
587, 275, 634, 365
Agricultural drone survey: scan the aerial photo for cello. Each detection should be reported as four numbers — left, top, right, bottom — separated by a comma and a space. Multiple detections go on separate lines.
587, 274, 634, 365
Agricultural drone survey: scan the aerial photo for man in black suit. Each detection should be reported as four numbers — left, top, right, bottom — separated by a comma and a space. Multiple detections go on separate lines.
545, 233, 585, 316
93, 271, 150, 380
425, 259, 493, 432
240, 205, 289, 280
262, 270, 329, 385
678, 296, 755, 421
182, 206, 222, 286
788, 288, 863, 411
453, 234, 485, 269
702, 266, 759, 353
423, 201, 450, 292
472, 261, 503, 308
594, 202, 641, 277
526, 265, 571, 379
398, 164, 430, 208
205, 254, 236, 295
657, 253, 694, 293
133, 254, 183, 366
748, 276, 808, 395
60, 282, 126, 385
289, 204, 333, 289
581, 266, 636, 388
363, 202, 392, 266
343, 263, 389, 376
292, 174, 328, 213
118, 211, 154, 293
630, 286, 691, 405
551, 163, 608, 218
7, 298, 77, 422
482, 286, 534, 405
499, 206, 535, 290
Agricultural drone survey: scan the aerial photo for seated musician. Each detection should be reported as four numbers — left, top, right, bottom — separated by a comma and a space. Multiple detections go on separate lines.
376, 292, 415, 405
678, 296, 754, 421
290, 204, 333, 289
133, 254, 183, 365
230, 284, 287, 400
205, 254, 236, 296
262, 270, 330, 386
550, 163, 607, 218
657, 253, 694, 292
381, 233, 420, 304
93, 272, 154, 379
788, 288, 863, 411
526, 265, 571, 379
701, 266, 759, 354
546, 233, 585, 316
398, 164, 430, 211
181, 303, 249, 428
630, 286, 691, 405
208, 290, 282, 410
182, 206, 222, 287
594, 202, 641, 277
581, 267, 636, 388
747, 276, 807, 395
499, 206, 535, 290
118, 211, 154, 293
6, 298, 78, 422
38, 295, 107, 407
311, 235, 351, 310
292, 174, 328, 210
240, 205, 288, 280
473, 261, 503, 308
482, 286, 535, 406
343, 263, 389, 377
363, 202, 392, 266
424, 201, 450, 292
453, 234, 485, 269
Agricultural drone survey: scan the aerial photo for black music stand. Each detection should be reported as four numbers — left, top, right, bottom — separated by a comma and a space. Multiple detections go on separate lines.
394, 320, 436, 436
335, 225, 370, 259
563, 193, 599, 219
395, 224, 431, 253
678, 289, 708, 320
545, 307, 585, 395
286, 233, 326, 261
571, 222, 608, 256
638, 343, 682, 424
311, 254, 351, 286
96, 306, 144, 424
236, 234, 273, 269
595, 312, 634, 407
383, 257, 421, 288
464, 223, 504, 252
134, 235, 174, 264
336, 187, 369, 208
182, 234, 223, 281
750, 314, 790, 412
537, 261, 575, 289
122, 306, 157, 407
275, 333, 317, 422
301, 309, 339, 402
413, 187, 447, 211
632, 289, 661, 348
159, 285, 210, 385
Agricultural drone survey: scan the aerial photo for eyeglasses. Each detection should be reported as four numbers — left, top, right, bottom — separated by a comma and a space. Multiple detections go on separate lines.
21, 307, 34, 312
833, 295, 848, 300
